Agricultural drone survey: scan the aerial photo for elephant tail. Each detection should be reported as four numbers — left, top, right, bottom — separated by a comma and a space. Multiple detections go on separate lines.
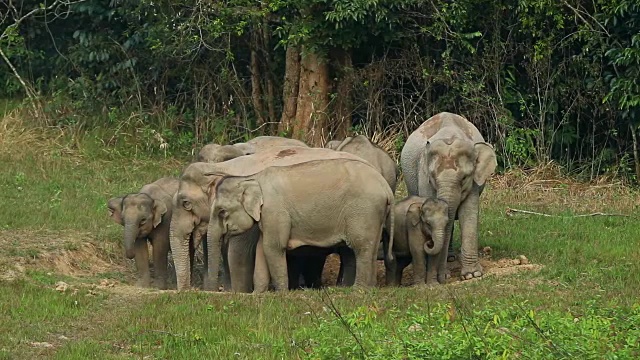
386, 196, 395, 262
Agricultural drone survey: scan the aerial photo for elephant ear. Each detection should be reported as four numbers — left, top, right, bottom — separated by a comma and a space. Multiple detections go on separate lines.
240, 180, 263, 222
202, 172, 227, 197
107, 197, 124, 225
407, 202, 422, 227
152, 200, 168, 228
473, 142, 497, 186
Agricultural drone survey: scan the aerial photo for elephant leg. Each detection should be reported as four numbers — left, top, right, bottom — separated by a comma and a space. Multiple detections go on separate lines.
253, 236, 270, 293
337, 247, 356, 286
188, 236, 196, 286
396, 257, 411, 285
228, 227, 259, 293
262, 222, 290, 291
447, 220, 456, 262
301, 255, 326, 289
151, 235, 169, 290
286, 254, 302, 290
409, 241, 428, 286
458, 194, 483, 280
220, 240, 232, 290
435, 220, 455, 284
134, 239, 151, 287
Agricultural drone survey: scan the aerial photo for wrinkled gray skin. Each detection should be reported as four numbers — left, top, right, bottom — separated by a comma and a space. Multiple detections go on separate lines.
383, 196, 449, 286
170, 146, 369, 291
325, 135, 398, 192
207, 158, 395, 291
400, 112, 497, 283
108, 177, 178, 289
197, 136, 308, 163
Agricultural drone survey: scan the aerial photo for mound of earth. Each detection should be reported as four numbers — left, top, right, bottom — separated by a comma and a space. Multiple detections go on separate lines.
0, 230, 541, 292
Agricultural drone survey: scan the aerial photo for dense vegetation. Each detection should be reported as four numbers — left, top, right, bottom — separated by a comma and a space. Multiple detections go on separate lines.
2, 0, 640, 178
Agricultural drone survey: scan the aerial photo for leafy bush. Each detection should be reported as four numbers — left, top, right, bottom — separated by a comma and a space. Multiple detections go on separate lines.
294, 301, 640, 359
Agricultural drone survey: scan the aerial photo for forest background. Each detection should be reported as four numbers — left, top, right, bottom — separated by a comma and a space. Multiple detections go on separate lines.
2, 0, 640, 179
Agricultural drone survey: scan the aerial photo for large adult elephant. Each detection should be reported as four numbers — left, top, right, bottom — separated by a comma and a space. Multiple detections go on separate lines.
207, 158, 395, 291
325, 135, 398, 192
197, 136, 308, 163
170, 146, 372, 291
400, 112, 497, 283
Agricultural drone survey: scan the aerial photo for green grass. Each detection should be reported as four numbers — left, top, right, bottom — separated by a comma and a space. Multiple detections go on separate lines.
1, 112, 640, 358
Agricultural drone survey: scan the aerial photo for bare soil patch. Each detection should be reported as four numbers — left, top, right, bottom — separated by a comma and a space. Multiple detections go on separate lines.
1, 229, 541, 293
321, 248, 542, 287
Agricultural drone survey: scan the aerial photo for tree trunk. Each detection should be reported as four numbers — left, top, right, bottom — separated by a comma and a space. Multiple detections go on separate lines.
292, 46, 330, 146
279, 45, 301, 136
262, 19, 277, 129
330, 48, 353, 140
630, 123, 640, 184
250, 27, 266, 132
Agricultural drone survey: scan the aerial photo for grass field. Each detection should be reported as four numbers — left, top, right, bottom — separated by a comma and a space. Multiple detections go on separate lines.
1, 110, 639, 359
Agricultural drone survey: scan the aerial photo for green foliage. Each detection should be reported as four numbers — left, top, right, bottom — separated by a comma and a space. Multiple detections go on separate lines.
296, 302, 640, 359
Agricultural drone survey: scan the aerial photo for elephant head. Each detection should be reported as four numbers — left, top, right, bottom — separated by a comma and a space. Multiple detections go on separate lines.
420, 138, 496, 223
406, 198, 449, 255
108, 194, 167, 259
169, 163, 226, 289
206, 177, 262, 291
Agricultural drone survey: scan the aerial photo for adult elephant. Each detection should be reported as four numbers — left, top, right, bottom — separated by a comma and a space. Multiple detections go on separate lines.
325, 135, 398, 192
197, 136, 308, 163
170, 146, 372, 291
207, 158, 395, 291
400, 112, 497, 283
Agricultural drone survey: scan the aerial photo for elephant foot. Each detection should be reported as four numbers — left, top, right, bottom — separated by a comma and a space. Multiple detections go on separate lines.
153, 280, 168, 290
136, 278, 152, 288
460, 263, 483, 281
437, 271, 451, 284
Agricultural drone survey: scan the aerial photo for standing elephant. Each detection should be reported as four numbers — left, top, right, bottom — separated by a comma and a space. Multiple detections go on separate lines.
107, 177, 178, 289
170, 146, 371, 291
383, 196, 449, 286
206, 158, 395, 291
325, 135, 397, 192
400, 112, 497, 283
197, 136, 308, 163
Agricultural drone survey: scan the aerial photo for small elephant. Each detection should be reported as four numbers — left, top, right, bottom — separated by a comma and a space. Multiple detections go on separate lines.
400, 112, 497, 283
383, 196, 449, 286
325, 135, 397, 192
170, 146, 371, 291
108, 177, 179, 289
206, 157, 395, 291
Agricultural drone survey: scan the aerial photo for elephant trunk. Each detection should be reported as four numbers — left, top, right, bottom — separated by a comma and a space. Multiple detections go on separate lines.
169, 209, 193, 291
424, 227, 446, 255
426, 187, 460, 256
123, 222, 138, 259
204, 218, 224, 291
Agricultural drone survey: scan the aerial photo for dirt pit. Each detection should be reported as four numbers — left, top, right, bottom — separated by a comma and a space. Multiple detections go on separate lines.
0, 230, 541, 291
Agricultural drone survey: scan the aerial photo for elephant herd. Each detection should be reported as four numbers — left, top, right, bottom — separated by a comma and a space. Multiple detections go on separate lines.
107, 112, 497, 292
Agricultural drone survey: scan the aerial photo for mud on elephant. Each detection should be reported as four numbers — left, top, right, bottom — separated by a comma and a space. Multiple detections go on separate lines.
107, 177, 178, 289
206, 158, 396, 291
400, 112, 497, 283
170, 146, 374, 291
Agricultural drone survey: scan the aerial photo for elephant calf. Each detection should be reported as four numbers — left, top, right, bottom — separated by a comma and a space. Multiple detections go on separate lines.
108, 177, 178, 289
384, 196, 449, 286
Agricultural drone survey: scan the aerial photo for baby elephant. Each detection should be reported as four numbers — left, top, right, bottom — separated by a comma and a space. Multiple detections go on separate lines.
108, 177, 178, 289
384, 196, 449, 286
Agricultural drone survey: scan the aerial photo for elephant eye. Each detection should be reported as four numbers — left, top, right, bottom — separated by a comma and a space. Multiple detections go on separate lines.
218, 209, 227, 218
140, 219, 147, 225
182, 200, 192, 210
